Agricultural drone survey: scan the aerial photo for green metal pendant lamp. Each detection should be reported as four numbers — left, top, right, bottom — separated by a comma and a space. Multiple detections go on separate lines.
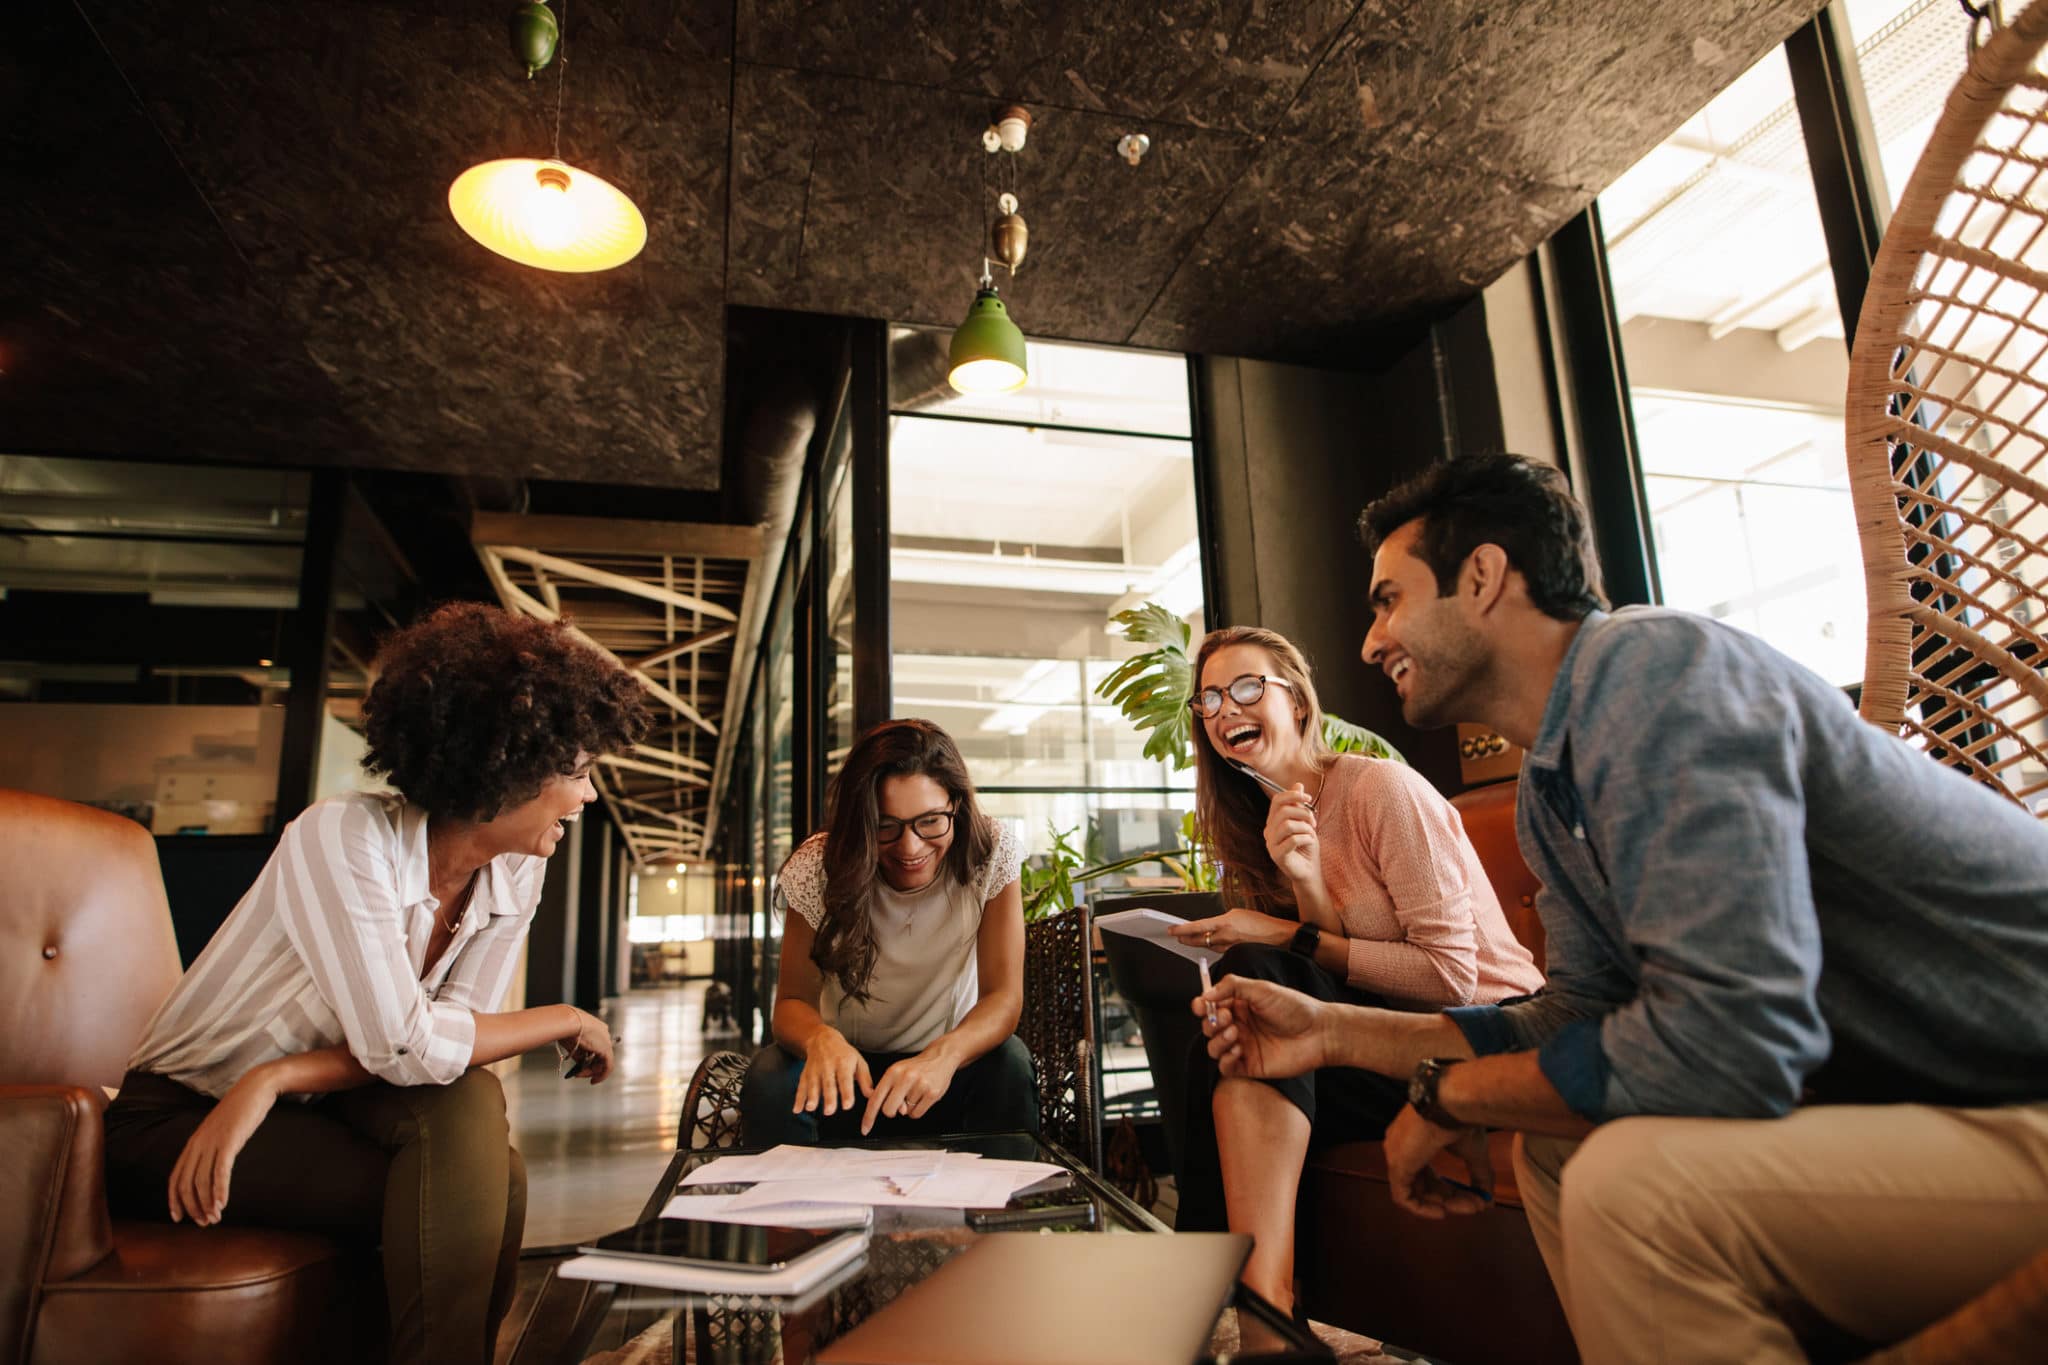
948, 106, 1034, 394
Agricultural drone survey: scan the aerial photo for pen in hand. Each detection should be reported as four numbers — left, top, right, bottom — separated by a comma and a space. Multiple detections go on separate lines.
1197, 957, 1218, 1028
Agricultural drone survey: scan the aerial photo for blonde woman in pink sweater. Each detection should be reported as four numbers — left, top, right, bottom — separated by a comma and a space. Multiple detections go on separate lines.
1166, 626, 1542, 1317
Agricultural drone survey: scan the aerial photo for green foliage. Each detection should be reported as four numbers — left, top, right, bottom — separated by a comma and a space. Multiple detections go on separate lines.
1324, 713, 1405, 764
1095, 603, 1195, 771
1021, 821, 1188, 922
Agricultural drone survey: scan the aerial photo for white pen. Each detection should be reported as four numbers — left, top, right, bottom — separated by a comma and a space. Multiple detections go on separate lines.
1197, 956, 1218, 1027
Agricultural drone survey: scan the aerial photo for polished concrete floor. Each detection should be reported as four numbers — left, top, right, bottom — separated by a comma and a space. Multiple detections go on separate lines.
505, 982, 743, 1250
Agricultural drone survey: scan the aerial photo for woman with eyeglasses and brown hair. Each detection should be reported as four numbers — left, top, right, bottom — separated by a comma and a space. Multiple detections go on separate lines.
1167, 626, 1542, 1319
738, 718, 1036, 1144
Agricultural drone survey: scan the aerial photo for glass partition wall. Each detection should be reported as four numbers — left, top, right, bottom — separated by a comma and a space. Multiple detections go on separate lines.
889, 332, 1208, 1120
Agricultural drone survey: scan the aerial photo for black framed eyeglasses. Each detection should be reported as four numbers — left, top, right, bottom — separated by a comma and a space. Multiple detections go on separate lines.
1187, 673, 1299, 719
877, 808, 955, 844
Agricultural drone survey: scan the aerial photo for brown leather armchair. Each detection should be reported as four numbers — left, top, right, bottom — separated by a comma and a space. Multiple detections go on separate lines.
1296, 779, 1579, 1363
0, 789, 379, 1365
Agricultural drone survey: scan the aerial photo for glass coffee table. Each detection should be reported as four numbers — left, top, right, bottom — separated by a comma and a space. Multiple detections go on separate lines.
509, 1131, 1332, 1363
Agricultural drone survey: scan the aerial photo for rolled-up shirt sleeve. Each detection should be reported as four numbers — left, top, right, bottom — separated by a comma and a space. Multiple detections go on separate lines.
1542, 625, 1833, 1122
1447, 883, 1635, 1054
272, 800, 478, 1085
435, 856, 545, 1015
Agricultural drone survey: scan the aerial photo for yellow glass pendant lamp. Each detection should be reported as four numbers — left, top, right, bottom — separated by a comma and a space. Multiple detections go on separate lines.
448, 157, 646, 272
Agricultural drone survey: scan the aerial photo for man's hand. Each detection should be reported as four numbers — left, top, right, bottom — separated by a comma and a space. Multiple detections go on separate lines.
1383, 1104, 1494, 1220
168, 1068, 280, 1226
862, 1049, 959, 1134
796, 1027, 872, 1117
1167, 908, 1294, 953
1192, 974, 1330, 1080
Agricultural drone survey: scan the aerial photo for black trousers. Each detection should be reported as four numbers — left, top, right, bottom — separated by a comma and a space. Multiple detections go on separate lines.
1175, 944, 1411, 1232
737, 1033, 1040, 1146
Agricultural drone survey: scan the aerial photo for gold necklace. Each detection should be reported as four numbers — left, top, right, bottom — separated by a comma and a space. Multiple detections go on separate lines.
437, 878, 476, 935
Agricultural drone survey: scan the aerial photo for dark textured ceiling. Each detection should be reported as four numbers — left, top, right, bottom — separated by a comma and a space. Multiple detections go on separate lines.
3, 0, 1824, 490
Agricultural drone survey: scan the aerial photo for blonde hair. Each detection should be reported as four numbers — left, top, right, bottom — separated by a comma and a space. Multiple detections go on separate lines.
1189, 626, 1332, 914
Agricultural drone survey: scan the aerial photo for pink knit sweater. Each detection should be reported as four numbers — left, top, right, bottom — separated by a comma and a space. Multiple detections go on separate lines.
1309, 755, 1544, 1007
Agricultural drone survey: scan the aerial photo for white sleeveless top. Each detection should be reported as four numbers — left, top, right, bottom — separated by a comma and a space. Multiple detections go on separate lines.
775, 823, 1023, 1053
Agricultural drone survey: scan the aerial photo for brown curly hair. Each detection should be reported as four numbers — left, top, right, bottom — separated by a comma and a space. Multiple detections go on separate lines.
361, 602, 650, 821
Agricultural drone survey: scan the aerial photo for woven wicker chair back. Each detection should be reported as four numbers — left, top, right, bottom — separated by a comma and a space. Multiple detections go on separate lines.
1848, 0, 2048, 816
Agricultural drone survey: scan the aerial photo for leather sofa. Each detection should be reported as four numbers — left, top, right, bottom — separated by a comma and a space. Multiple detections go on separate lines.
1295, 779, 1577, 1362
0, 789, 380, 1365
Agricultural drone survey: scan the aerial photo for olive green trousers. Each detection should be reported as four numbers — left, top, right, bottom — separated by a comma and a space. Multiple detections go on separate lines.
105, 1066, 526, 1365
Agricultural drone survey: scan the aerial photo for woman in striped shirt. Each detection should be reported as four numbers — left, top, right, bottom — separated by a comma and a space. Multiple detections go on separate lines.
1167, 626, 1543, 1320
102, 602, 649, 1365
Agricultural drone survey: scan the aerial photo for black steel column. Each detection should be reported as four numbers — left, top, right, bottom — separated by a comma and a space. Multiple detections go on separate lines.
849, 320, 892, 733
1542, 209, 1661, 608
1786, 4, 1888, 347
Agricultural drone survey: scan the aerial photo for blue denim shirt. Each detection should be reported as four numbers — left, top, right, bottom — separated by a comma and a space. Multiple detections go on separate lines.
1447, 608, 2048, 1122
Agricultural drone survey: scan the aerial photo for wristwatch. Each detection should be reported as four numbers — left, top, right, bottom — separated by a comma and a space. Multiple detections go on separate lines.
1288, 921, 1321, 958
1408, 1057, 1466, 1129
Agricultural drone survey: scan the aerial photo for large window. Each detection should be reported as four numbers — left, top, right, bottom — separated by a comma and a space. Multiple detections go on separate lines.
887, 336, 1205, 870
1599, 45, 1865, 684
1596, 2, 1987, 688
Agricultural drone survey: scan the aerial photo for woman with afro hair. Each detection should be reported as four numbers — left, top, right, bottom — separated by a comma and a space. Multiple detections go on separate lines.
102, 602, 649, 1365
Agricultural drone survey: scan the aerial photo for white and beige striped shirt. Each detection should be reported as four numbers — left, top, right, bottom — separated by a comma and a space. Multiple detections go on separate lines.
128, 791, 546, 1098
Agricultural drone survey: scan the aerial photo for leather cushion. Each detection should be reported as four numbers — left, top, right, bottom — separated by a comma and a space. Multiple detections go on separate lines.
31, 1222, 371, 1365
1307, 1131, 1527, 1209
0, 789, 183, 1092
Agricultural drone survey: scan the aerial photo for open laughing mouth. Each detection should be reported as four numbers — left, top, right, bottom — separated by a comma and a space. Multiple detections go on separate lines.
1387, 658, 1413, 693
1221, 722, 1263, 755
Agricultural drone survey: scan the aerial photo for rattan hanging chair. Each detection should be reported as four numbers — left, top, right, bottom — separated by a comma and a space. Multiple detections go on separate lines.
1849, 0, 2048, 817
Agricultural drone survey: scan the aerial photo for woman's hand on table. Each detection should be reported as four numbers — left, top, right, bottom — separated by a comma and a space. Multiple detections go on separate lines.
861, 1049, 959, 1134
1168, 908, 1294, 953
797, 1027, 872, 1117
168, 1066, 281, 1226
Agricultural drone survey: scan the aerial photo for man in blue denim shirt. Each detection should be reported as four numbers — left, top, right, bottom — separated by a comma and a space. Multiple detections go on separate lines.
1196, 455, 2048, 1362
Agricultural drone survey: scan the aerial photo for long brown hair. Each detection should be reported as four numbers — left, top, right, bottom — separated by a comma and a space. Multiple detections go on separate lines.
807, 718, 995, 1002
1190, 626, 1334, 915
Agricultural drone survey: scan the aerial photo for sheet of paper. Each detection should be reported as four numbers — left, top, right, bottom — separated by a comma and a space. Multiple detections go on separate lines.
1094, 907, 1221, 965
679, 1145, 952, 1187
661, 1191, 872, 1228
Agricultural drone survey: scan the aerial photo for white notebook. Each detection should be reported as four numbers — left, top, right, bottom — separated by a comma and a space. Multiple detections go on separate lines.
557, 1225, 868, 1295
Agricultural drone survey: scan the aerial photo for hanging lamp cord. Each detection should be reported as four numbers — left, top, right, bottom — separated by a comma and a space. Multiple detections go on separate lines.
552, 0, 569, 159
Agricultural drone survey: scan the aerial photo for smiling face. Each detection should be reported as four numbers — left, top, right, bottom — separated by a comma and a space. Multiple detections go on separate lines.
875, 773, 956, 892
484, 751, 597, 858
1197, 643, 1309, 772
1362, 520, 1490, 730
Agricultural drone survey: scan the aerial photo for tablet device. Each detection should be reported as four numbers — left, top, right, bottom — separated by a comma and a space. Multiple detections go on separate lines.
578, 1217, 853, 1272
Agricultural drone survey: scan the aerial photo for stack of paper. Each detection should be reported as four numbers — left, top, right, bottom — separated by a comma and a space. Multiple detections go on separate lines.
666, 1145, 1070, 1223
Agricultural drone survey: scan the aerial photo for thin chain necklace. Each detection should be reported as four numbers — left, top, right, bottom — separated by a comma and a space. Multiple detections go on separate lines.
437, 876, 476, 935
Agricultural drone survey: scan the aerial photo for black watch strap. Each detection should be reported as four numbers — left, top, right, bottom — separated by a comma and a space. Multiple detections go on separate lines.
1408, 1057, 1466, 1129
1289, 921, 1321, 958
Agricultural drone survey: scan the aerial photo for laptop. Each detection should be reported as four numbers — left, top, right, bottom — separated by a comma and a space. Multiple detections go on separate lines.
816, 1230, 1252, 1365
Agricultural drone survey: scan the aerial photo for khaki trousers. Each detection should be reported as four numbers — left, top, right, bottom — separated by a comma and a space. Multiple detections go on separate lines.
1512, 1102, 2048, 1364
104, 1066, 526, 1365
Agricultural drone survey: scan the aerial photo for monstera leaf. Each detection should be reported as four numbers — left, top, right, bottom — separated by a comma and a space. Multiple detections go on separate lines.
1095, 603, 1196, 771
1324, 713, 1405, 764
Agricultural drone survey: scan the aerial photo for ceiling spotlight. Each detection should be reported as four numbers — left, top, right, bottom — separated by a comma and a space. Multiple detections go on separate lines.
1117, 133, 1150, 167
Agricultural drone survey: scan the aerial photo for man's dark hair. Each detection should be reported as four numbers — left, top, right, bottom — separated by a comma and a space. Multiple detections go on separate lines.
1359, 453, 1607, 622
362, 602, 650, 820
